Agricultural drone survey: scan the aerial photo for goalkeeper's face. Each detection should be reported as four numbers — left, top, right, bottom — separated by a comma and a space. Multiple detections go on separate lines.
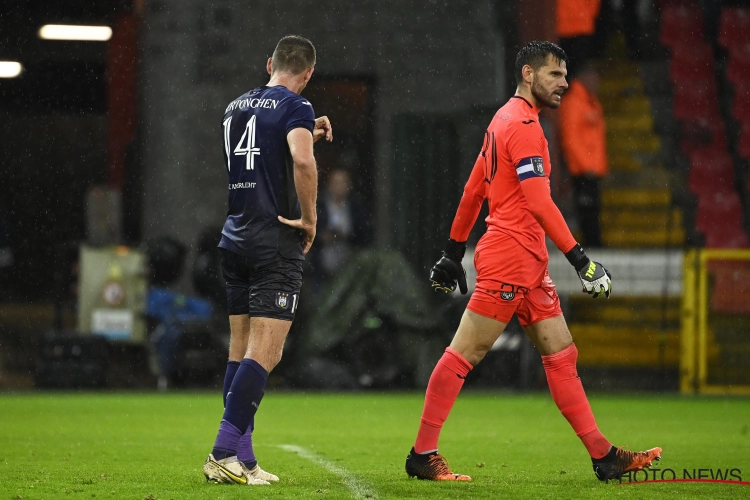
531, 55, 568, 109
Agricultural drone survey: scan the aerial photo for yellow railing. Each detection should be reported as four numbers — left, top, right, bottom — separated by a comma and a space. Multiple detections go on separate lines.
681, 249, 750, 395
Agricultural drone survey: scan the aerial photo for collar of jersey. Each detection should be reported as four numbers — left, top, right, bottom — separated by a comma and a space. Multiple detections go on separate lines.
510, 95, 537, 111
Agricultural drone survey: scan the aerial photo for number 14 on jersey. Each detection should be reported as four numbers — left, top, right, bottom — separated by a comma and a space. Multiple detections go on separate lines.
223, 115, 261, 171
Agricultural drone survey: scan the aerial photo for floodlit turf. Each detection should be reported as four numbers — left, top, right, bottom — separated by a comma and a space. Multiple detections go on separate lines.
1, 391, 749, 499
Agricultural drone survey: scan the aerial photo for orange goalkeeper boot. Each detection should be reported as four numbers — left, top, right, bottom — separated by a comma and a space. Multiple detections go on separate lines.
405, 448, 472, 481
592, 446, 662, 482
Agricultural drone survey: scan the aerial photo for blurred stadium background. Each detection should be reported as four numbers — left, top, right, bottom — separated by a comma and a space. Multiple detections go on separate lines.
1, 0, 749, 397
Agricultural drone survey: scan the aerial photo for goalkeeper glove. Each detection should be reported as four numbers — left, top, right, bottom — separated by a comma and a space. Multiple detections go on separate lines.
430, 239, 468, 295
564, 243, 612, 299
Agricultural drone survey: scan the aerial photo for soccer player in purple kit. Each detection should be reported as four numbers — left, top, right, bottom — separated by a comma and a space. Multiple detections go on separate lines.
202, 35, 332, 486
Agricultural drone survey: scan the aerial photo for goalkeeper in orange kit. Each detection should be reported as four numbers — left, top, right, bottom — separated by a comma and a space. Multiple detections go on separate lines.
404, 41, 661, 483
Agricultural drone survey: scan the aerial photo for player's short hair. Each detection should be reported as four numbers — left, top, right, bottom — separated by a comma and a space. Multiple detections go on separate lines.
514, 41, 568, 85
271, 35, 316, 75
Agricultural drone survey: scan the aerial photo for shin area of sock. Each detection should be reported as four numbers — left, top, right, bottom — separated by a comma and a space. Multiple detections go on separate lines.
542, 343, 610, 457
414, 347, 472, 454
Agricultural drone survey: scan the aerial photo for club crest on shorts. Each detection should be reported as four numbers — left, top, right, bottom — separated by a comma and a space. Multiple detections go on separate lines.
275, 292, 290, 309
501, 291, 515, 301
532, 157, 545, 176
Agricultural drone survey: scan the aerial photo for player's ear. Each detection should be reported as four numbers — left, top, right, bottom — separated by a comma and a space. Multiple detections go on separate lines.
266, 57, 273, 75
304, 67, 314, 83
522, 64, 534, 85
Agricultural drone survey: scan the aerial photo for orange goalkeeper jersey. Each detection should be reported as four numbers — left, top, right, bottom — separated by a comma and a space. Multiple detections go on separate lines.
450, 96, 577, 277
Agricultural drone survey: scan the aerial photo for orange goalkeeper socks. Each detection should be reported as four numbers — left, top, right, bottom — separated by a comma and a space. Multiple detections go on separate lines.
414, 347, 473, 454
542, 343, 612, 459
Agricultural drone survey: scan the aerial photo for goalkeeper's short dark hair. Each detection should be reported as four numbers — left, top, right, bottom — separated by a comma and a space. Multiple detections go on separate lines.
271, 35, 316, 75
514, 41, 568, 85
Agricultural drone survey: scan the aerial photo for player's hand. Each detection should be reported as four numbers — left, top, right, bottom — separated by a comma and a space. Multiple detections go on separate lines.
278, 216, 316, 254
430, 256, 468, 294
565, 243, 612, 299
313, 116, 332, 143
430, 239, 468, 295
576, 260, 612, 299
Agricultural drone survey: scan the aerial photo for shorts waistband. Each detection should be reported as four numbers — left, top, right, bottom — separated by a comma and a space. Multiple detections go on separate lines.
481, 283, 531, 296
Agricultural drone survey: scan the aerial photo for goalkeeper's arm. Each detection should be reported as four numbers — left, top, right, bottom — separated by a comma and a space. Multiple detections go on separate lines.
449, 153, 488, 243
519, 176, 612, 298
430, 154, 487, 295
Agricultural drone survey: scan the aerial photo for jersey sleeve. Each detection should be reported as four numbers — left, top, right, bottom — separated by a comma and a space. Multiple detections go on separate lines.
520, 178, 577, 253
286, 99, 315, 135
506, 119, 546, 164
449, 153, 487, 242
507, 121, 577, 253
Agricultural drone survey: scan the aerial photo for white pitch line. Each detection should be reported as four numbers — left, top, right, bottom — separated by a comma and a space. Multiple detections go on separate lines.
279, 444, 378, 499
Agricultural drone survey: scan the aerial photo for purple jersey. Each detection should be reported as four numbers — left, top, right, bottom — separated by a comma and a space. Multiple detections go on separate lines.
218, 86, 315, 261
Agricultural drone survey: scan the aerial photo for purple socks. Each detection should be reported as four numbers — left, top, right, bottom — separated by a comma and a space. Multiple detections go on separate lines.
223, 361, 240, 407
212, 359, 267, 462
238, 431, 257, 469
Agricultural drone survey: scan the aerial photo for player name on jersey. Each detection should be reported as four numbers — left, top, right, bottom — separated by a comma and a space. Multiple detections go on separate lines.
225, 98, 279, 113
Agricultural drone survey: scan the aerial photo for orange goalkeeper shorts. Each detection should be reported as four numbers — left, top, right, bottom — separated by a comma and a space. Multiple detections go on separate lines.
467, 269, 563, 326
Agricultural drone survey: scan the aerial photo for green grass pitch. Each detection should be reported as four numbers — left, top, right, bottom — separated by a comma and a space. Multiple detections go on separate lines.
1, 391, 749, 499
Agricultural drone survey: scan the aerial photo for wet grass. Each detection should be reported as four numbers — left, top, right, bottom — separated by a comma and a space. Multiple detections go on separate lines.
0, 391, 749, 499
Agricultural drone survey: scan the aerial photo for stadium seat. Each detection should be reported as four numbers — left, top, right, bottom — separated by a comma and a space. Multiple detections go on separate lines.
732, 88, 750, 123
679, 118, 727, 157
673, 80, 720, 121
704, 229, 750, 249
669, 51, 715, 84
696, 190, 743, 228
711, 267, 750, 313
670, 57, 717, 88
737, 122, 750, 160
726, 42, 750, 88
670, 40, 713, 66
706, 258, 750, 274
719, 7, 750, 49
660, 3, 706, 49
696, 190, 749, 248
688, 148, 736, 196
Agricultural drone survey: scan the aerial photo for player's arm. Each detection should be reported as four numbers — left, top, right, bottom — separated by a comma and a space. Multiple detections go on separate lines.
450, 153, 487, 242
279, 128, 318, 254
519, 176, 577, 253
520, 176, 611, 298
431, 153, 487, 295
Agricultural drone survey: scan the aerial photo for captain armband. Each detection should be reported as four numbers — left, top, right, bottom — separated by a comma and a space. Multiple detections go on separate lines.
515, 156, 546, 181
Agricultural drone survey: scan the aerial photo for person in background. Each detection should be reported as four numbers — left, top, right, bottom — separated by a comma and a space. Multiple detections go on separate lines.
144, 236, 213, 390
559, 61, 608, 247
315, 168, 372, 279
556, 0, 601, 67
148, 287, 213, 390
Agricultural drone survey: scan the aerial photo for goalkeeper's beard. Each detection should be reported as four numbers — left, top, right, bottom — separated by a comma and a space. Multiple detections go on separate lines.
531, 80, 561, 109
